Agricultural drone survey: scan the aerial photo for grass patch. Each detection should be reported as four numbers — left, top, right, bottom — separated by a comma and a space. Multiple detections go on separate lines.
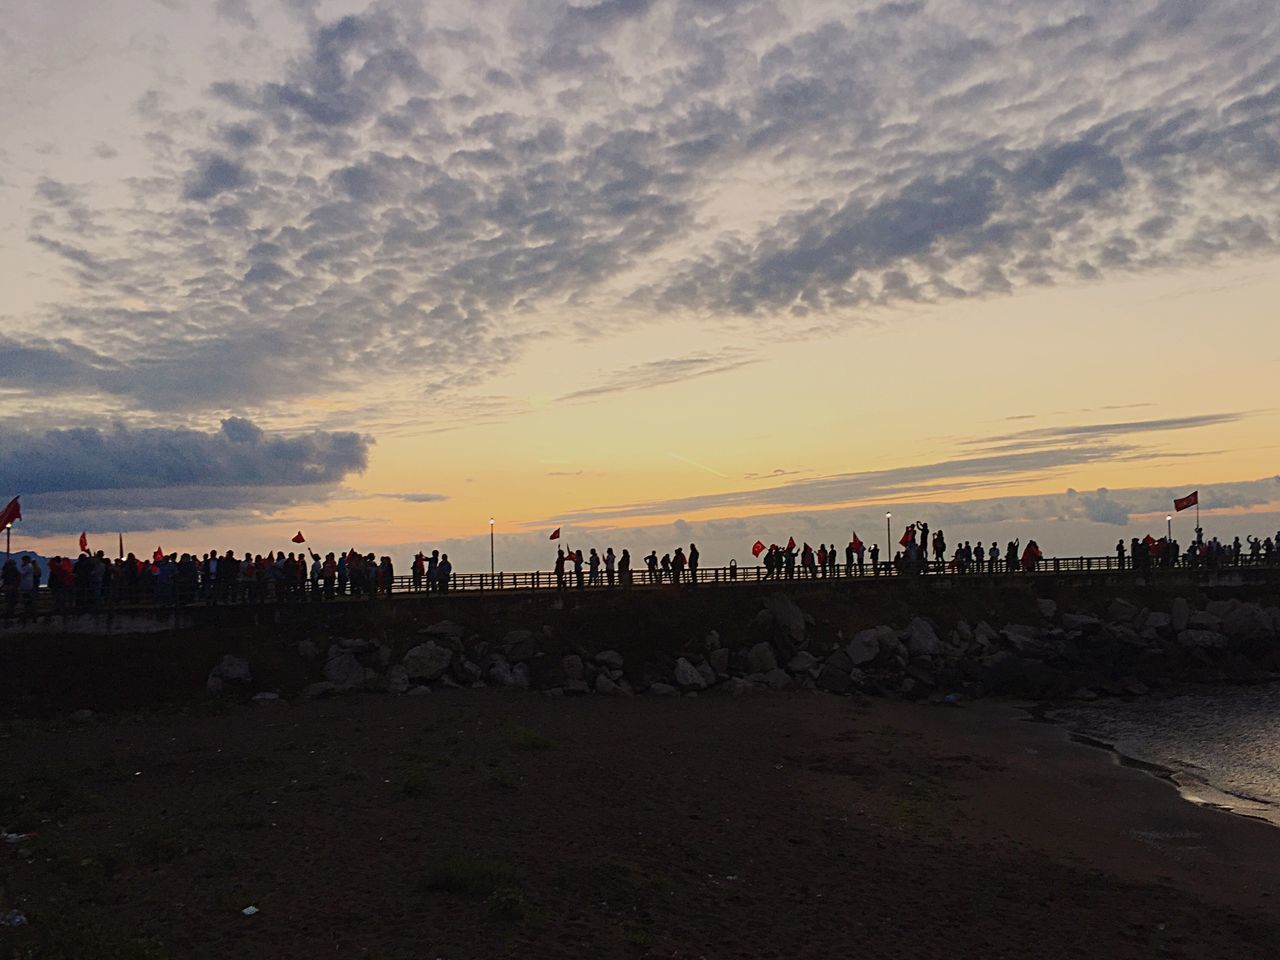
509, 728, 554, 752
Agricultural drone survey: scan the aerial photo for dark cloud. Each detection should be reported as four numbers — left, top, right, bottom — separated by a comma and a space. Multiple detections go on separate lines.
0, 418, 370, 495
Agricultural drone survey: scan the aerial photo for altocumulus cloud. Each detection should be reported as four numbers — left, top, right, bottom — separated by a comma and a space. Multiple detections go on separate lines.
11, 0, 1280, 418
0, 418, 373, 534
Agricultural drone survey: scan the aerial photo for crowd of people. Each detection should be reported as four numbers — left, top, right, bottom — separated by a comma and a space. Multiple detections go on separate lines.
5, 523, 1280, 616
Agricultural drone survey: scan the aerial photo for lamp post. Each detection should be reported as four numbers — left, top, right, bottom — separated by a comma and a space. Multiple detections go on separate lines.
1167, 514, 1172, 542
885, 512, 891, 558
489, 517, 495, 577
4, 523, 10, 560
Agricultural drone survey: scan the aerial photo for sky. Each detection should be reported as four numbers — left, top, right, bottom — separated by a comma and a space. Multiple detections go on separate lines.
2, 0, 1279, 570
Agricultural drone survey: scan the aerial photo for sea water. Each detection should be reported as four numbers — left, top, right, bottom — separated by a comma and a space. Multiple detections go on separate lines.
1048, 683, 1280, 825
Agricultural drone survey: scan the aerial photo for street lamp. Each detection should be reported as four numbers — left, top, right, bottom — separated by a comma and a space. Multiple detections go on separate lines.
885, 511, 892, 555
1166, 514, 1172, 542
489, 517, 495, 577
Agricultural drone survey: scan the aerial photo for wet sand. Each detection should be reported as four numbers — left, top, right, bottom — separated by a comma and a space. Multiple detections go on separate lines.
1, 691, 1277, 958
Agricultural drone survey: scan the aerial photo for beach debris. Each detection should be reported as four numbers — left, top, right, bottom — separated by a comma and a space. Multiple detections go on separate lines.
1, 910, 28, 926
241, 906, 259, 916
1, 832, 36, 844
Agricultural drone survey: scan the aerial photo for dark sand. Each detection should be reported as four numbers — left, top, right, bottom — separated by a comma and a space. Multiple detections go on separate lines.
2, 691, 1277, 958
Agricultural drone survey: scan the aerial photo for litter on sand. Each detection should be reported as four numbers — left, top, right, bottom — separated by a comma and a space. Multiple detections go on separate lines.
241, 906, 259, 916
1, 833, 35, 844
1, 910, 28, 927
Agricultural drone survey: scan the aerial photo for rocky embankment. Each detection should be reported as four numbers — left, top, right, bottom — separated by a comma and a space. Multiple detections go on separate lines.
207, 592, 1280, 705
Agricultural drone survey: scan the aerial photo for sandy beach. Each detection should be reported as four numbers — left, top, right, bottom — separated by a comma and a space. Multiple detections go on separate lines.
2, 691, 1277, 959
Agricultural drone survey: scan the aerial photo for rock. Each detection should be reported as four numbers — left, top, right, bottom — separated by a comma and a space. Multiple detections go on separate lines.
1178, 629, 1229, 649
787, 651, 819, 673
1223, 602, 1275, 643
407, 685, 432, 696
746, 642, 778, 674
210, 655, 252, 683
906, 660, 936, 688
673, 658, 707, 690
1187, 611, 1223, 632
1062, 613, 1102, 632
762, 668, 793, 690
708, 647, 731, 676
302, 681, 339, 699
502, 630, 540, 662
826, 649, 854, 673
563, 680, 590, 695
720, 677, 756, 695
815, 664, 852, 694
978, 651, 1065, 698
696, 661, 717, 687
424, 620, 467, 640
1206, 599, 1238, 620
511, 663, 531, 689
595, 649, 624, 670
1002, 624, 1059, 659
403, 641, 453, 681
974, 621, 1000, 645
487, 658, 515, 686
562, 655, 586, 683
1107, 599, 1140, 623
904, 618, 942, 657
385, 665, 410, 694
1171, 597, 1191, 632
252, 692, 281, 704
595, 674, 622, 695
1036, 599, 1057, 620
205, 675, 224, 695
955, 620, 974, 643
323, 653, 366, 690
847, 628, 881, 665
649, 683, 678, 696
338, 637, 377, 654
1143, 612, 1172, 633
454, 659, 484, 684
704, 630, 721, 651
763, 593, 806, 648
527, 654, 566, 690
296, 640, 320, 660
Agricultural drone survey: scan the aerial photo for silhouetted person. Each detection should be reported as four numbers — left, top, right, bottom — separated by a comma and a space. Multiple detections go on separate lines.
869, 543, 880, 574
618, 549, 631, 587
688, 543, 699, 585
554, 548, 566, 591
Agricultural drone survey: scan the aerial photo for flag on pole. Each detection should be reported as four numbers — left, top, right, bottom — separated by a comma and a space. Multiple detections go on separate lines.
1173, 490, 1199, 512
291, 531, 306, 544
79, 531, 89, 553
549, 527, 561, 540
785, 536, 796, 552
899, 523, 916, 547
751, 540, 766, 558
118, 533, 124, 559
153, 546, 165, 562
851, 532, 863, 552
0, 496, 19, 529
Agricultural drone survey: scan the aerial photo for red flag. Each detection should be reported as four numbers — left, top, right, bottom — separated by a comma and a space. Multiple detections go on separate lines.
292, 531, 306, 544
899, 524, 915, 547
751, 540, 766, 558
549, 527, 561, 540
851, 534, 863, 552
785, 536, 796, 552
1173, 490, 1198, 512
79, 531, 89, 553
1142, 534, 1156, 546
0, 496, 19, 529
153, 546, 165, 562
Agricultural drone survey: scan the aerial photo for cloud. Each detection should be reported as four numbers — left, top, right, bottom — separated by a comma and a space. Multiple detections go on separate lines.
0, 418, 372, 534
10, 0, 1280, 423
557, 351, 759, 401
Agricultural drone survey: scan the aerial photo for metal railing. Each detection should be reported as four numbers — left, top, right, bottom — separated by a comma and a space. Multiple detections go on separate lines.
4, 553, 1278, 618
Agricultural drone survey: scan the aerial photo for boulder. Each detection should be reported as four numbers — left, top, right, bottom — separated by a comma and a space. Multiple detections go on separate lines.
296, 640, 320, 660
454, 659, 484, 685
1187, 611, 1223, 632
826, 649, 854, 673
1061, 613, 1102, 633
974, 621, 1000, 645
786, 651, 819, 674
746, 642, 778, 675
1223, 602, 1275, 643
595, 674, 622, 695
1036, 599, 1058, 621
720, 677, 756, 695
704, 630, 722, 651
762, 668, 793, 690
502, 630, 540, 662
562, 655, 586, 683
1178, 629, 1229, 649
386, 665, 410, 694
1107, 599, 1140, 623
302, 681, 339, 699
763, 593, 806, 648
1143, 612, 1172, 633
954, 620, 974, 643
708, 647, 731, 676
595, 649, 625, 670
673, 658, 707, 690
487, 658, 516, 687
905, 660, 936, 688
210, 654, 252, 683
815, 664, 853, 694
649, 683, 678, 696
323, 653, 366, 690
904, 618, 942, 658
527, 654, 566, 690
403, 641, 453, 681
511, 663, 531, 689
338, 637, 377, 654
1206, 599, 1238, 620
1171, 597, 1191, 632
696, 661, 717, 687
846, 628, 881, 665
